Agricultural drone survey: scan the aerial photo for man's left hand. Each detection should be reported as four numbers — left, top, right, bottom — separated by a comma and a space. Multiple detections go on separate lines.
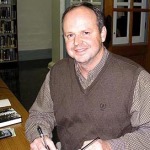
80, 139, 111, 150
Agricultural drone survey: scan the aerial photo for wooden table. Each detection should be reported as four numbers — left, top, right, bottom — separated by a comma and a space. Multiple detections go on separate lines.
0, 79, 30, 150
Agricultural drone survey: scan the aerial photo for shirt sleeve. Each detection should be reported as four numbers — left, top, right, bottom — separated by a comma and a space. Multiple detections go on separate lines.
25, 70, 56, 143
108, 70, 150, 150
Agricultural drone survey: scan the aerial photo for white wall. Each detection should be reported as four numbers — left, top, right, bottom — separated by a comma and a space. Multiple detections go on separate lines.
17, 0, 52, 51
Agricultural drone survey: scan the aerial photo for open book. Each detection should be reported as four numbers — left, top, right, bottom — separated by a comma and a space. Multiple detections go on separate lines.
0, 99, 22, 128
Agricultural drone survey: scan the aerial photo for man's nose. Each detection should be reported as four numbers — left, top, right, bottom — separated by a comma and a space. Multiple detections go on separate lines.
74, 35, 82, 45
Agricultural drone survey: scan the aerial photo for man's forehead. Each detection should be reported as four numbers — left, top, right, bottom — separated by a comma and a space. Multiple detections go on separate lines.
64, 6, 95, 18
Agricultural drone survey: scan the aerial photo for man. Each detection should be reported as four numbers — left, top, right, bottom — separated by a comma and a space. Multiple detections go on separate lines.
25, 2, 150, 150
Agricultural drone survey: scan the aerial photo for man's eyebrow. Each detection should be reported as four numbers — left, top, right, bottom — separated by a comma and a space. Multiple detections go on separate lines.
64, 32, 73, 36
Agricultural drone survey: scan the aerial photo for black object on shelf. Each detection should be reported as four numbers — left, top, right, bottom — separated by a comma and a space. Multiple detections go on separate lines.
0, 0, 18, 63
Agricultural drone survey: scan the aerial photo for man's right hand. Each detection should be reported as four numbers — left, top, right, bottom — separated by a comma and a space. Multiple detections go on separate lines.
30, 136, 57, 150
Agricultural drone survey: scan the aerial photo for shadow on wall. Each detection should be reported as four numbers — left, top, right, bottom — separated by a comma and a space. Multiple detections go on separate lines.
104, 15, 112, 49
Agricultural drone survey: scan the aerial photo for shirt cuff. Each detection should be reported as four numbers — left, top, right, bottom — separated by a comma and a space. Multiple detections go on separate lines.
107, 138, 125, 150
26, 125, 52, 143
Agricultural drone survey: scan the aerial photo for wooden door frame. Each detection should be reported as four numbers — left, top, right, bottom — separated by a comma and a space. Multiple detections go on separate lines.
103, 0, 150, 72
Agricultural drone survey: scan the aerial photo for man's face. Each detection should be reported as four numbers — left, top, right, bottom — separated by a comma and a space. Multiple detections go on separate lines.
63, 6, 106, 65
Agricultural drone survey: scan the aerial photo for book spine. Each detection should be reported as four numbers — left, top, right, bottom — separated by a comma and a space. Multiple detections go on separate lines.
0, 108, 21, 128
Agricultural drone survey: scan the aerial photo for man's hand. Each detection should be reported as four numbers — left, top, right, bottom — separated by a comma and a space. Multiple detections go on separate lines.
81, 139, 111, 150
30, 136, 57, 150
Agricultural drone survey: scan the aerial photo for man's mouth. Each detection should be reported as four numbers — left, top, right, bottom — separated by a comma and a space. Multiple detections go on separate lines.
75, 48, 87, 53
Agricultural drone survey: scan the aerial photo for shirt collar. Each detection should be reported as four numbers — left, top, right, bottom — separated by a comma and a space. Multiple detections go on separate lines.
75, 47, 109, 89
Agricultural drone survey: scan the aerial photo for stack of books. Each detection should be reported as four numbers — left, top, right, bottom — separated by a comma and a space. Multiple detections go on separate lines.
0, 99, 22, 128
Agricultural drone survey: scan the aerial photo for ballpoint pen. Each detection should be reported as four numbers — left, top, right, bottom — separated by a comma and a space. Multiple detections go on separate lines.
81, 137, 100, 150
37, 125, 50, 150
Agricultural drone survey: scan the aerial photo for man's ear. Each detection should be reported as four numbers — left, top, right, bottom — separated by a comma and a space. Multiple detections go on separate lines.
101, 26, 107, 43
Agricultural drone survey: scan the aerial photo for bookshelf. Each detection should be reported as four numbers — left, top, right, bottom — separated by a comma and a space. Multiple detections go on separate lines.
0, 0, 19, 97
0, 0, 18, 63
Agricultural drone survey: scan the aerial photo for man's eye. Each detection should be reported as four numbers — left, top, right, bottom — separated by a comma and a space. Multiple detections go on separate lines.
84, 31, 90, 35
66, 34, 74, 39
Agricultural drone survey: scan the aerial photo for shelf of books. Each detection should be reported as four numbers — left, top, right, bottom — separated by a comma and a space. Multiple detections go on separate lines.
0, 0, 18, 64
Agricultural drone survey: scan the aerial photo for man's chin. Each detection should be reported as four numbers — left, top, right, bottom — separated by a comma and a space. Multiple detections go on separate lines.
75, 58, 89, 64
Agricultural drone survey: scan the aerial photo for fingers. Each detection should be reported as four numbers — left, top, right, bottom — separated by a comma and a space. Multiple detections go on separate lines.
46, 137, 57, 150
30, 137, 57, 150
81, 139, 102, 150
30, 143, 46, 150
30, 138, 45, 150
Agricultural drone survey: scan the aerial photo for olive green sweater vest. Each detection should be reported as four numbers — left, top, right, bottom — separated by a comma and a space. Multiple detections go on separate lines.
50, 53, 143, 150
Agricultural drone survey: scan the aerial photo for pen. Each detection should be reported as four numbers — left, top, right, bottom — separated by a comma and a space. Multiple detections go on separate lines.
81, 137, 100, 150
37, 125, 50, 150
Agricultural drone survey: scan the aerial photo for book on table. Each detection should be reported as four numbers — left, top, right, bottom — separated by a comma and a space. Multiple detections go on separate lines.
0, 99, 22, 128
